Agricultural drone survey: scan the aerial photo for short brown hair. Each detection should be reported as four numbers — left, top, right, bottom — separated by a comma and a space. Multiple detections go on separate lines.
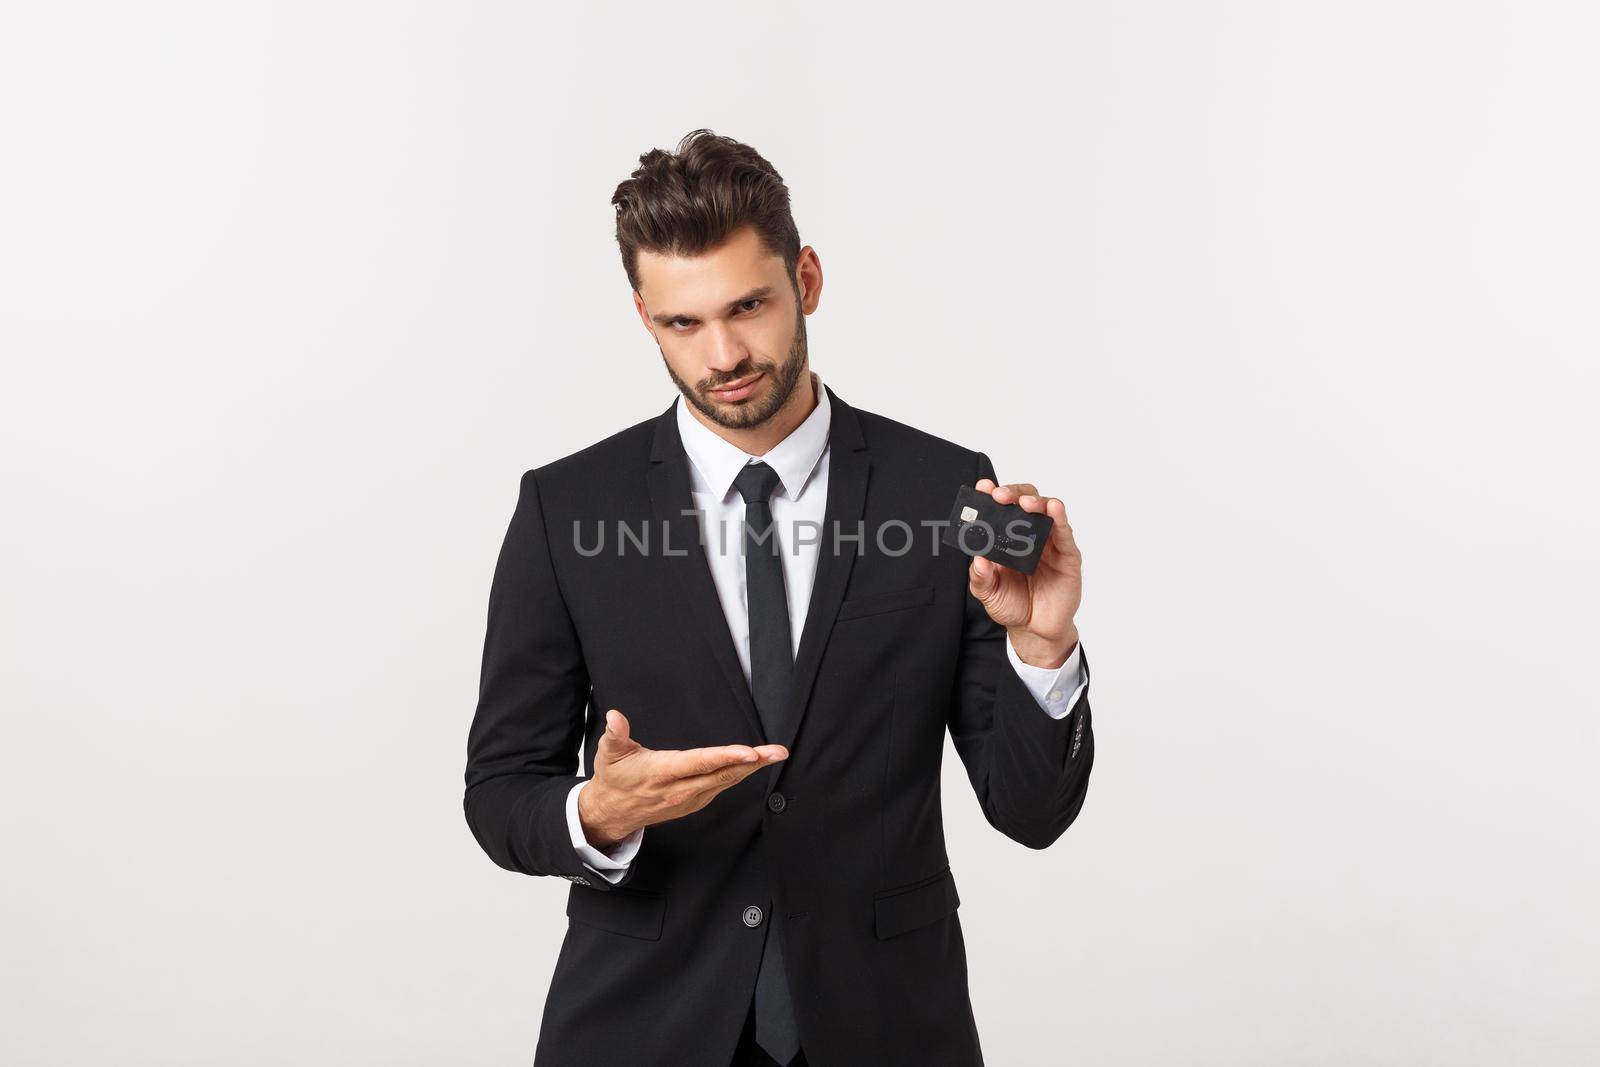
611, 129, 802, 294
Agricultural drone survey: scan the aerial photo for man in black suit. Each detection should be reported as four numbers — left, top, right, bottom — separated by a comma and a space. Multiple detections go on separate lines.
464, 129, 1095, 1067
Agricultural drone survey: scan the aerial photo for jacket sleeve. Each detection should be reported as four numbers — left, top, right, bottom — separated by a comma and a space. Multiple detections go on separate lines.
946, 451, 1095, 850
463, 469, 636, 891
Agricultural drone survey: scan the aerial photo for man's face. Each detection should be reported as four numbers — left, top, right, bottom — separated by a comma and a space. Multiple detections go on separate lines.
633, 225, 812, 431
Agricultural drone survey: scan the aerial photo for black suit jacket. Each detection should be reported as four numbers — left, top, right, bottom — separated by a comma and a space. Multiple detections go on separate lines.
464, 383, 1095, 1067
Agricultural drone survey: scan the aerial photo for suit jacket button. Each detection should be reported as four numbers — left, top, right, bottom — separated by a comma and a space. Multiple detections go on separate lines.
743, 905, 764, 928
766, 791, 786, 813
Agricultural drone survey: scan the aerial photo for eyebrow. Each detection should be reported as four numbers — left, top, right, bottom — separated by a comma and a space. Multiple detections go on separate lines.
650, 285, 776, 327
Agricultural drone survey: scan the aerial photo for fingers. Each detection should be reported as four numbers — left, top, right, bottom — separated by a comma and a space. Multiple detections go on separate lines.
670, 752, 784, 804
986, 481, 1040, 505
1016, 494, 1079, 564
659, 743, 784, 780
967, 478, 1080, 597
1044, 497, 1081, 562
656, 744, 788, 810
985, 480, 1078, 557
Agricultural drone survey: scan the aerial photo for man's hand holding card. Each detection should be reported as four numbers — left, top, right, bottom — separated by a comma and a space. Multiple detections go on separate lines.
954, 478, 1082, 669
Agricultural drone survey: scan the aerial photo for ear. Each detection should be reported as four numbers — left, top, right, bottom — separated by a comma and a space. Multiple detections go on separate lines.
631, 290, 657, 337
795, 246, 824, 314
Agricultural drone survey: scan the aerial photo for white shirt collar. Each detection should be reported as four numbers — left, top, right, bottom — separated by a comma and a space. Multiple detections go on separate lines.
675, 369, 831, 503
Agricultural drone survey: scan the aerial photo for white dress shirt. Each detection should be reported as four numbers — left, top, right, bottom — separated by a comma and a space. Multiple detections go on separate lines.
565, 371, 1088, 882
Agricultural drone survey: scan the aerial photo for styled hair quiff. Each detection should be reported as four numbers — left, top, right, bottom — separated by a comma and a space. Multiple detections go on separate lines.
611, 129, 802, 294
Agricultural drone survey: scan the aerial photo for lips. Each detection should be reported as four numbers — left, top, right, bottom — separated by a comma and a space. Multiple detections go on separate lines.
709, 371, 764, 401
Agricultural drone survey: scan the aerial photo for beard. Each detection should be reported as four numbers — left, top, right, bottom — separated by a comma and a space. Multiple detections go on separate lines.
660, 299, 810, 431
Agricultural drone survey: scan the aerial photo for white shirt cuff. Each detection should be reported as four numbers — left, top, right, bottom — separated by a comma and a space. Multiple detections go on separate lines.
1006, 635, 1088, 720
565, 780, 643, 883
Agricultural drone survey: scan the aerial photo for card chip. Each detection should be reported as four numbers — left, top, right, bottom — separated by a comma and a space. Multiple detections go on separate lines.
959, 506, 978, 522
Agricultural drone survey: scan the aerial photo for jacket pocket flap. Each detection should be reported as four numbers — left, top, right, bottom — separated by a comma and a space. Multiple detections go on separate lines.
567, 886, 666, 941
873, 866, 960, 939
837, 584, 936, 621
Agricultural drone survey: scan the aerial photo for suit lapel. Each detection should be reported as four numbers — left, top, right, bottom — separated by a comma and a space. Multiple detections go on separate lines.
644, 384, 871, 753
777, 385, 869, 754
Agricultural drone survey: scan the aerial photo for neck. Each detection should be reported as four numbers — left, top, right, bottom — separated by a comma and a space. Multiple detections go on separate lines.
687, 369, 819, 457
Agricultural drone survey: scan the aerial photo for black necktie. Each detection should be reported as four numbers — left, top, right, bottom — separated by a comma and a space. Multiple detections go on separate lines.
732, 461, 801, 1066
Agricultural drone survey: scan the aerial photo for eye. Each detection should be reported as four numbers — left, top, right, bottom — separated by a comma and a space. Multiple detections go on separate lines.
737, 299, 762, 314
668, 318, 696, 331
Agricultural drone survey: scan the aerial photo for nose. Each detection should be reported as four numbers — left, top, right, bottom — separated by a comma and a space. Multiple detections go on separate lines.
702, 323, 748, 376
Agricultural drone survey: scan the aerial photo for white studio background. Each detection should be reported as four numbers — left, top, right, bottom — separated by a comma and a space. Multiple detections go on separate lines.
2, 3, 1596, 1064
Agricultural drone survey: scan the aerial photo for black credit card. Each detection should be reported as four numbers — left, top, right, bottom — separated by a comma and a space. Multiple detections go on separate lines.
940, 483, 1054, 575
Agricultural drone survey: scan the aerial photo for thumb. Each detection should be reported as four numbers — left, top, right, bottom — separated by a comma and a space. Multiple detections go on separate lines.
597, 709, 636, 761
967, 554, 998, 601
